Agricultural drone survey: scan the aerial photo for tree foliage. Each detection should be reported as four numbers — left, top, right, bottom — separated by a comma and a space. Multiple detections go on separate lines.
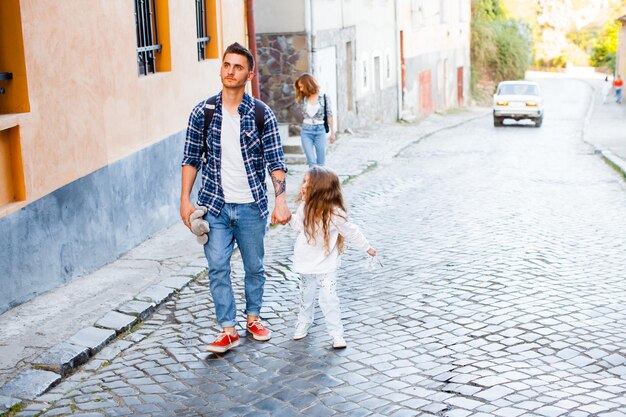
590, 20, 619, 71
471, 0, 533, 98
567, 29, 597, 54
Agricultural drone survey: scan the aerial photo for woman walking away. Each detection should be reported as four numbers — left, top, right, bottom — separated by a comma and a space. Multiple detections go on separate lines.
289, 166, 376, 349
294, 74, 335, 167
602, 76, 612, 104
614, 75, 623, 104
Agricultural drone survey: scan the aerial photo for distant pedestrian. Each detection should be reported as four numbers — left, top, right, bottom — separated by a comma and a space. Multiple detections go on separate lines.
614, 75, 623, 104
180, 42, 291, 354
293, 73, 335, 167
602, 76, 612, 104
289, 166, 376, 349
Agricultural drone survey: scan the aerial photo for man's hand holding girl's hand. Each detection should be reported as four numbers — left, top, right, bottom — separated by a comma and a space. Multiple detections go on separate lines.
271, 200, 292, 225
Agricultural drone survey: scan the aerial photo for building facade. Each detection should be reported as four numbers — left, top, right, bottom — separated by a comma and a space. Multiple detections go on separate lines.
253, 0, 470, 133
397, 0, 471, 118
0, 0, 247, 313
254, 0, 399, 134
617, 15, 626, 80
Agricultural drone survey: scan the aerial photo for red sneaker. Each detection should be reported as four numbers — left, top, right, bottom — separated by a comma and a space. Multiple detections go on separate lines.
247, 320, 271, 341
206, 331, 240, 353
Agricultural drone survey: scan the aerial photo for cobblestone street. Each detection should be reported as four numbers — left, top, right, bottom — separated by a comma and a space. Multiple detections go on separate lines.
15, 78, 626, 417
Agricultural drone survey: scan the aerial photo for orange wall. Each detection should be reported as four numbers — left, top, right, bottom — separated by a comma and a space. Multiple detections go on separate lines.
0, 0, 247, 217
0, 0, 30, 114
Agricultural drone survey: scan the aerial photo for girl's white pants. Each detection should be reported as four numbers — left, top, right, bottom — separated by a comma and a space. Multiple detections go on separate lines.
298, 272, 343, 337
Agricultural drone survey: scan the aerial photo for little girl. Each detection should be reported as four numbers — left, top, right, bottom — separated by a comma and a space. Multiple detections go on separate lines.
290, 166, 376, 349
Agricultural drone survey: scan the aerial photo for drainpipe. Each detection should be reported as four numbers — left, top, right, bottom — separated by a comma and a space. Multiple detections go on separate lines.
305, 0, 315, 74
615, 31, 620, 80
246, 0, 260, 98
394, 0, 402, 120
340, 0, 345, 28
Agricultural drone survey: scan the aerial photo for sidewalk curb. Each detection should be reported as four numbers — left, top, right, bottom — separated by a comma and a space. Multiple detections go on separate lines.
597, 149, 626, 180
0, 274, 200, 415
392, 111, 490, 158
578, 78, 626, 179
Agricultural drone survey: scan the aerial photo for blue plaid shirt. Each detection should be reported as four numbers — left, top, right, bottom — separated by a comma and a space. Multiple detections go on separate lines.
182, 92, 287, 218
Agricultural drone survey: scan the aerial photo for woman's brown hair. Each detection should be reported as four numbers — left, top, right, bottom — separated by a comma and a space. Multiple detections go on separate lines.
294, 73, 320, 102
299, 166, 346, 254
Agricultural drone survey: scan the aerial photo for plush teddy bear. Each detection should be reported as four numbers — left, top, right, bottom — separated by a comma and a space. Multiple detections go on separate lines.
189, 206, 209, 245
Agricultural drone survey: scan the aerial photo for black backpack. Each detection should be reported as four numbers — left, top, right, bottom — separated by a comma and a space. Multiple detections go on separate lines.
201, 95, 267, 164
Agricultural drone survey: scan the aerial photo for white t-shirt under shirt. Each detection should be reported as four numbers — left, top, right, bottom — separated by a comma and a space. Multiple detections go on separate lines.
220, 110, 254, 203
290, 203, 370, 274
305, 101, 320, 118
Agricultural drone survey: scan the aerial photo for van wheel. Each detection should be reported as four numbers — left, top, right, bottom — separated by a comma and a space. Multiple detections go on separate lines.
493, 117, 503, 127
535, 116, 543, 127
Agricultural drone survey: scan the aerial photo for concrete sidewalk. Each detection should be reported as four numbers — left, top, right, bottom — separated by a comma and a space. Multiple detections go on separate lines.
0, 107, 488, 413
583, 75, 626, 178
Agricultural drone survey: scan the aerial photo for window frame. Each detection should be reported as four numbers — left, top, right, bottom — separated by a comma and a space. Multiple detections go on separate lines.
134, 0, 162, 76
196, 0, 211, 61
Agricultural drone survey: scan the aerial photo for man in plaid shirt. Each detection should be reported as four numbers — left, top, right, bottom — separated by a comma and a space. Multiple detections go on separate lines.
180, 42, 291, 354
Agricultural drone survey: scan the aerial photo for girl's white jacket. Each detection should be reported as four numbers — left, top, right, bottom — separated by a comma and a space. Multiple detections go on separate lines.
289, 203, 370, 274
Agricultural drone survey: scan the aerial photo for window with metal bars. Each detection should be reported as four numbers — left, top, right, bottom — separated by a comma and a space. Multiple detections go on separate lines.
134, 0, 161, 76
196, 0, 211, 61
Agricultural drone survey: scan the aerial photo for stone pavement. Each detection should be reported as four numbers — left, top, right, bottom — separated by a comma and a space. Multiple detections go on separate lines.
0, 106, 488, 416
3, 74, 626, 416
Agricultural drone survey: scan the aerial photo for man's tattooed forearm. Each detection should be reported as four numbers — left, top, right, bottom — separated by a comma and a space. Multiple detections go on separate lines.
271, 174, 286, 197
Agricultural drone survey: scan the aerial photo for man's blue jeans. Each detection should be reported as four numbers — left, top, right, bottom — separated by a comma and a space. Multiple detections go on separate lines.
300, 123, 327, 167
203, 202, 267, 328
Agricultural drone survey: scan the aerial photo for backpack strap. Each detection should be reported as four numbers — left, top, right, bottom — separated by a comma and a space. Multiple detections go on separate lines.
201, 95, 217, 164
254, 98, 266, 138
201, 96, 266, 165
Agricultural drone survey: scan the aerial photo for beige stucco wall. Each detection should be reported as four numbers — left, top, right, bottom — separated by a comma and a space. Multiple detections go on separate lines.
0, 0, 246, 217
255, 0, 306, 33
397, 0, 471, 58
341, 0, 398, 100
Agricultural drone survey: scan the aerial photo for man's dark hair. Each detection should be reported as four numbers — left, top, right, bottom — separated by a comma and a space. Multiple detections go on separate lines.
223, 42, 254, 71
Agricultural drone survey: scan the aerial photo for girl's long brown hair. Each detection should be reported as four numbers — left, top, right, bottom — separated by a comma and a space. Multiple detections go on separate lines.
294, 73, 320, 102
299, 166, 346, 254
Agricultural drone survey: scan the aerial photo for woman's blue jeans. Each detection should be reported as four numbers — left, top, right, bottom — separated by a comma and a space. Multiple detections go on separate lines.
203, 203, 267, 328
300, 123, 327, 166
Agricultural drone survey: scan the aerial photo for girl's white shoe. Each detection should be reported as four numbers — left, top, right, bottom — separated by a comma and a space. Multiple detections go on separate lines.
332, 335, 347, 349
293, 322, 312, 340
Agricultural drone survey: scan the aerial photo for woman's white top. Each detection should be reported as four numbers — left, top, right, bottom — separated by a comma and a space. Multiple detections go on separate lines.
305, 101, 320, 118
301, 94, 333, 126
290, 203, 370, 274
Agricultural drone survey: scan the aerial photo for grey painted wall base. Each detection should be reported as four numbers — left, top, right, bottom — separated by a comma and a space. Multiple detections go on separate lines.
355, 86, 398, 127
0, 131, 186, 314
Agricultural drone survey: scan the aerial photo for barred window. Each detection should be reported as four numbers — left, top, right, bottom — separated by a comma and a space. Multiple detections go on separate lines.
134, 0, 161, 76
196, 0, 211, 61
